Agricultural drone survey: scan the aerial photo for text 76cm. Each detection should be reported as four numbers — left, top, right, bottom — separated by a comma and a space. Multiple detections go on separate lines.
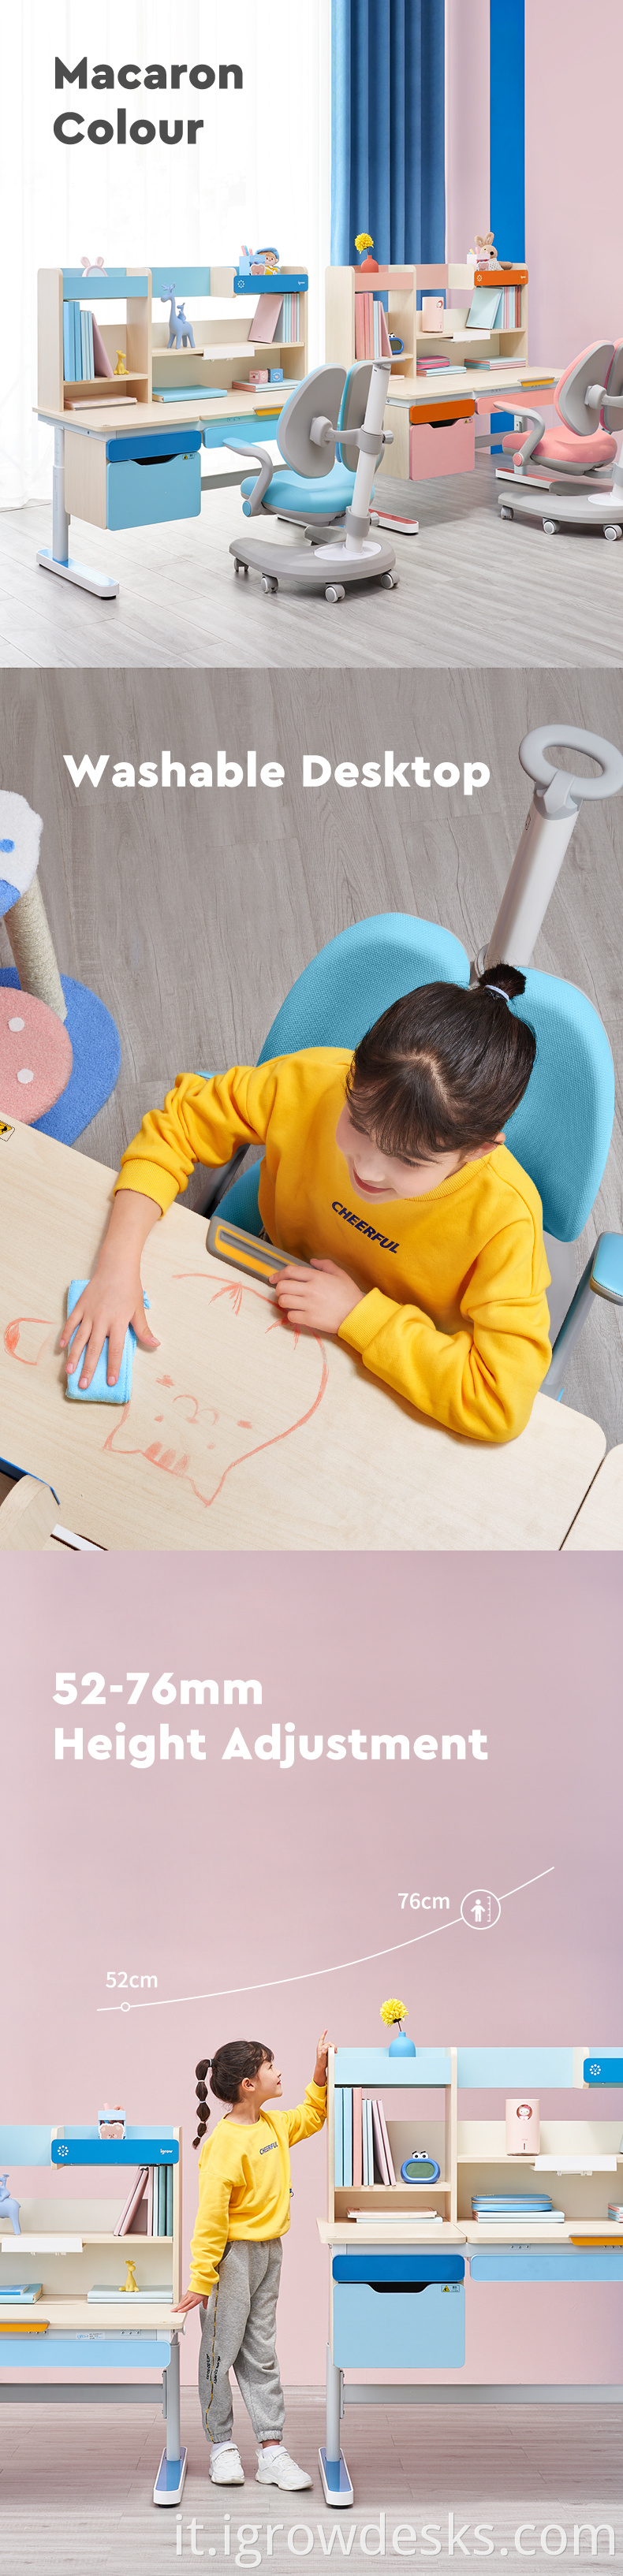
399, 1893, 450, 1911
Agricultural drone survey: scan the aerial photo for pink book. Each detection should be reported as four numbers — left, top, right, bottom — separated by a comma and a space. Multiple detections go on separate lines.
91, 313, 114, 378
353, 2089, 363, 2188
371, 2100, 390, 2186
376, 2101, 396, 2183
248, 293, 284, 345
115, 2167, 148, 2238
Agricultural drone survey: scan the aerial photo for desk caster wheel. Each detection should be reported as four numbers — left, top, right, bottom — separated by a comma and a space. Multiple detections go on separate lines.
543, 518, 560, 534
603, 523, 622, 540
325, 583, 345, 602
499, 504, 513, 520
381, 571, 398, 588
262, 575, 278, 594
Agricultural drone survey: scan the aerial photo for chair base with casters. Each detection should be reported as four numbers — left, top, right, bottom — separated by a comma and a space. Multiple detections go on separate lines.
226, 357, 397, 601
496, 339, 623, 536
200, 729, 623, 1428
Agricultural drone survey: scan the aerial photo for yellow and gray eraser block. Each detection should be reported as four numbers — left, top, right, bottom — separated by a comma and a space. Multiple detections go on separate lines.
206, 1213, 308, 1283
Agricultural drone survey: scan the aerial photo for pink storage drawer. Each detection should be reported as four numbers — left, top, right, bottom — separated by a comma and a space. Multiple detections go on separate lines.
408, 417, 475, 481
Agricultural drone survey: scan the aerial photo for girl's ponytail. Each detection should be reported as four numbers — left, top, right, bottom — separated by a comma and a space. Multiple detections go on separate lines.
477, 962, 528, 1004
193, 2057, 212, 2150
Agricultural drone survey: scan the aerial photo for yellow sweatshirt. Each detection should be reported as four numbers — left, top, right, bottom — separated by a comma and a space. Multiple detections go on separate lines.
189, 2082, 327, 2295
116, 1049, 551, 1445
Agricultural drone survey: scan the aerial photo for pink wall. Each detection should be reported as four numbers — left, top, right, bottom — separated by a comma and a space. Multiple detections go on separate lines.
445, 0, 490, 266
2, 1554, 623, 2392
525, 0, 623, 366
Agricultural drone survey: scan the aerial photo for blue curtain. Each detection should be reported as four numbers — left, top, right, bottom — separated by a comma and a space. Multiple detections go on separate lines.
330, 0, 446, 269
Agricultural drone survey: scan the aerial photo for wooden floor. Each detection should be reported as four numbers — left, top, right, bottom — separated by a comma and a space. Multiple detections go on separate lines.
2, 461, 623, 668
1, 2392, 621, 2572
2, 663, 622, 1450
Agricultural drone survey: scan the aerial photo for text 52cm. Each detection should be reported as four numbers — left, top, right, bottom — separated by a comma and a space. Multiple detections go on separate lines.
106, 1971, 158, 1990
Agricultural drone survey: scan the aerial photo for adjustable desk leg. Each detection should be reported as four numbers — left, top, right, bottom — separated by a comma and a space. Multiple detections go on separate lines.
153, 2334, 188, 2506
37, 425, 120, 602
319, 2345, 353, 2509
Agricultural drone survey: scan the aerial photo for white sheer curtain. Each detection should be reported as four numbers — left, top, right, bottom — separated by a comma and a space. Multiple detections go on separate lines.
0, 0, 330, 507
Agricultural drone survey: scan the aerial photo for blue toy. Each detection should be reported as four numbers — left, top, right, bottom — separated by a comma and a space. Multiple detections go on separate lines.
401, 2153, 442, 2185
161, 285, 196, 352
0, 2173, 21, 2235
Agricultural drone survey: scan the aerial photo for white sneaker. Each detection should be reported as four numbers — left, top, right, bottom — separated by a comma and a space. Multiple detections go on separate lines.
256, 2446, 312, 2491
210, 2444, 244, 2485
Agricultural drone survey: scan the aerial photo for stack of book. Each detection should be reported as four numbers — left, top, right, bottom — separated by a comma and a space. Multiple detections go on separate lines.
354, 295, 392, 361
114, 2165, 173, 2235
63, 304, 95, 380
336, 2088, 399, 2187
471, 2194, 564, 2224
0, 2282, 42, 2301
607, 2203, 623, 2221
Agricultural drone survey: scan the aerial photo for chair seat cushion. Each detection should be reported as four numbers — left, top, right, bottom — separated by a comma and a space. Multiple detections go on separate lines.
502, 428, 617, 467
241, 461, 359, 518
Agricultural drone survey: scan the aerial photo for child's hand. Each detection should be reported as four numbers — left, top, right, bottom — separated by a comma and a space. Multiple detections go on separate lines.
313, 2030, 330, 2087
272, 1260, 364, 1336
58, 1189, 161, 1389
172, 2287, 208, 2314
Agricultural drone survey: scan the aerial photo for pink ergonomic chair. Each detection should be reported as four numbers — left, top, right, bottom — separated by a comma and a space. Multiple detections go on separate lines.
495, 340, 623, 536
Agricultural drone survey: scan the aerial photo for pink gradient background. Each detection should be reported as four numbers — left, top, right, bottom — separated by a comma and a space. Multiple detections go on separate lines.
446, 0, 623, 368
2, 1553, 622, 2392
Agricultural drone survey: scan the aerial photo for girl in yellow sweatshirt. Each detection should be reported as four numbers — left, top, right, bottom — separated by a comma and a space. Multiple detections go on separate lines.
174, 2034, 328, 2489
61, 965, 551, 1444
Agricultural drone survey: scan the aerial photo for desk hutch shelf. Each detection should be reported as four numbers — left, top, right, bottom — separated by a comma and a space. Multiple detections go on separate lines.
326, 264, 528, 386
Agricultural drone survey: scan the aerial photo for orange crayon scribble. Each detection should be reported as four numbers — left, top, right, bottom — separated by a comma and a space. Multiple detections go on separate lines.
101, 1270, 330, 1509
4, 1316, 54, 1365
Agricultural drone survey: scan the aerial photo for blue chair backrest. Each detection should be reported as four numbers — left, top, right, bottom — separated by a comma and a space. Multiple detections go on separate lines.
220, 914, 614, 1245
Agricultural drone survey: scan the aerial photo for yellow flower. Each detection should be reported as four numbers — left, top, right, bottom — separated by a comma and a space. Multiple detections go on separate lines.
355, 233, 374, 254
380, 1997, 407, 2027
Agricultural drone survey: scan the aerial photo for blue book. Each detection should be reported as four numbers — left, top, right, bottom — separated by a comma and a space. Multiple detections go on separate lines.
73, 303, 80, 379
343, 2090, 353, 2190
334, 2091, 343, 2188
0, 2284, 42, 2302
166, 2166, 173, 2235
153, 385, 227, 403
62, 305, 72, 382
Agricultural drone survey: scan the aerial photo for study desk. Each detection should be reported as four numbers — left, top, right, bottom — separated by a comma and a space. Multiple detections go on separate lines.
562, 1443, 623, 1549
382, 366, 561, 481
35, 390, 291, 598
0, 1115, 607, 1553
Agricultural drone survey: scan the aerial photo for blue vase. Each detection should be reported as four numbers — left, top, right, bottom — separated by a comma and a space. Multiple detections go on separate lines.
388, 2031, 416, 2058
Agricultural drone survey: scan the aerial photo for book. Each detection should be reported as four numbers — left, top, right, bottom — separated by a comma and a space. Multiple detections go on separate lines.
371, 2099, 390, 2187
343, 2089, 353, 2191
114, 2167, 148, 2237
91, 312, 114, 378
376, 2101, 396, 2184
466, 286, 504, 331
147, 2168, 154, 2235
248, 294, 284, 344
0, 2283, 42, 2301
62, 304, 72, 382
65, 396, 138, 410
154, 386, 227, 403
353, 2088, 363, 2189
166, 2166, 173, 2235
348, 2209, 440, 2224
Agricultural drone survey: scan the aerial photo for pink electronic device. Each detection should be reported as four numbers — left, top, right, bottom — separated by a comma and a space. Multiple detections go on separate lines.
505, 2097, 540, 2154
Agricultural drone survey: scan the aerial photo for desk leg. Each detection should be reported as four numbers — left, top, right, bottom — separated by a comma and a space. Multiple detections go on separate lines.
153, 2335, 188, 2507
319, 2344, 353, 2510
37, 425, 120, 602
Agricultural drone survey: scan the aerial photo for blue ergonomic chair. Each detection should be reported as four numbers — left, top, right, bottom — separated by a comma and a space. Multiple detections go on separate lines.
223, 359, 397, 601
201, 728, 623, 1406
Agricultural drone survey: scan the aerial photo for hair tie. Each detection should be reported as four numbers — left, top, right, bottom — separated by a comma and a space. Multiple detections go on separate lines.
484, 982, 511, 1005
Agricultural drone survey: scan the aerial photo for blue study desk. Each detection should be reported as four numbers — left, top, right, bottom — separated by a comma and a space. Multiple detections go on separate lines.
319, 2046, 623, 2507
0, 2123, 186, 2507
35, 390, 292, 601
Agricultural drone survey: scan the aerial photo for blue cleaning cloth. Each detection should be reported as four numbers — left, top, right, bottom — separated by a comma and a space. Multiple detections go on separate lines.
65, 1280, 149, 1405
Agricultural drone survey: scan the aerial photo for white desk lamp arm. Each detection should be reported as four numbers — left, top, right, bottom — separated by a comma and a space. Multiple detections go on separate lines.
484, 727, 623, 971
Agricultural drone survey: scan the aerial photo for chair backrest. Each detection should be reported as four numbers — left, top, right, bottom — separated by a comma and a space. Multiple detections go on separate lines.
256, 914, 614, 1244
602, 338, 623, 430
277, 365, 347, 478
336, 361, 378, 471
556, 341, 614, 437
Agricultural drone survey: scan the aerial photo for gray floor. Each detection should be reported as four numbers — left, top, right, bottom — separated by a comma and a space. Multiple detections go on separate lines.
1, 2392, 621, 2573
2, 663, 622, 1447
2, 460, 623, 668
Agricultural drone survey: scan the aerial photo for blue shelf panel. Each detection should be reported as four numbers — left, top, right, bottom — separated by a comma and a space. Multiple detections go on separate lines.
150, 267, 211, 300
457, 2049, 576, 2090
0, 2332, 172, 2369
0, 2127, 53, 2166
334, 2050, 451, 2089
51, 2132, 178, 2167
471, 2253, 623, 2284
584, 2057, 623, 2086
62, 271, 149, 300
234, 273, 308, 295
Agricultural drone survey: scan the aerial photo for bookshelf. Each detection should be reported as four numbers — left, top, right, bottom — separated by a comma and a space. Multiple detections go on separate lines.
0, 2124, 186, 2507
326, 2046, 458, 2233
326, 264, 528, 387
38, 266, 308, 418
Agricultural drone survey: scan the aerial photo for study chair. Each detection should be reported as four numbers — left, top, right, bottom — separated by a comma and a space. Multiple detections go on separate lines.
223, 359, 398, 599
496, 340, 623, 536
201, 728, 623, 1406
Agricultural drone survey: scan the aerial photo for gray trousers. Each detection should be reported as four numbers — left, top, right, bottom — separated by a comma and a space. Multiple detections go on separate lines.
198, 2237, 284, 2448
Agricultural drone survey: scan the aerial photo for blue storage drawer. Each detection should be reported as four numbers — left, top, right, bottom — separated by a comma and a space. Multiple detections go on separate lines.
471, 2252, 623, 2283
332, 2254, 464, 2369
106, 448, 201, 529
0, 2332, 171, 2368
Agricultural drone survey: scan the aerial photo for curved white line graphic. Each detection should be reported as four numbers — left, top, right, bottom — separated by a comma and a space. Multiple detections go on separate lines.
96, 1867, 554, 2016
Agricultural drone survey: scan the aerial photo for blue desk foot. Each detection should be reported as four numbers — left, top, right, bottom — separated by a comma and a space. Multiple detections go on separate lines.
319, 2448, 354, 2509
153, 2445, 188, 2506
37, 549, 119, 601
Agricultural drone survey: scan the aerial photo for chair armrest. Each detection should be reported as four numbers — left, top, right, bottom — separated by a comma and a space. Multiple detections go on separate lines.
222, 440, 274, 513
542, 1231, 623, 1400
508, 408, 546, 472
